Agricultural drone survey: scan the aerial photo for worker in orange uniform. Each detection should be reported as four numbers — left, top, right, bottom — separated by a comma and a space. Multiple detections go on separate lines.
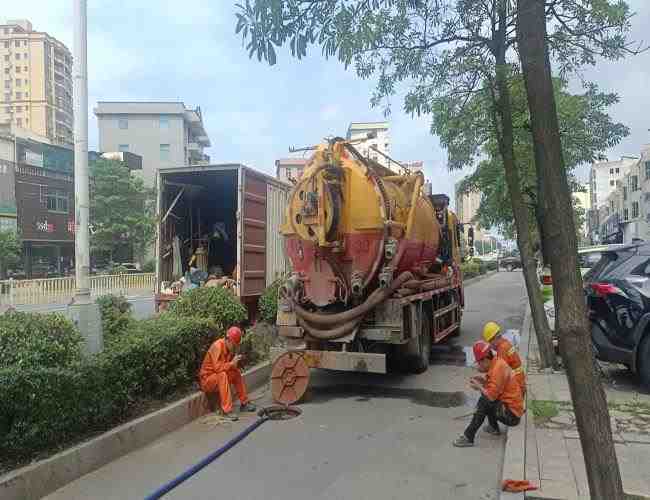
453, 341, 524, 447
199, 326, 257, 421
482, 321, 526, 395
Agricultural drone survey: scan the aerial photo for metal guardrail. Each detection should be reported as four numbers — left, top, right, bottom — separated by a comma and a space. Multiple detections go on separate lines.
0, 273, 156, 306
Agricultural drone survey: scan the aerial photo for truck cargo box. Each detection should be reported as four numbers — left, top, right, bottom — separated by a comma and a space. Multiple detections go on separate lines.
155, 164, 290, 317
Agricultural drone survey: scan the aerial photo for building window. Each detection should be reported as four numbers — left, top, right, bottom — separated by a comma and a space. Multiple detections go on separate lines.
23, 41, 28, 47
118, 117, 128, 129
623, 186, 628, 200
23, 66, 28, 72
633, 201, 640, 219
631, 175, 639, 191
610, 168, 614, 174
15, 79, 21, 87
15, 40, 20, 48
4, 93, 10, 101
610, 180, 614, 186
47, 189, 69, 213
3, 80, 9, 89
15, 53, 20, 60
118, 144, 129, 152
3, 41, 8, 48
16, 118, 22, 127
3, 55, 9, 62
616, 168, 620, 174
15, 92, 22, 99
624, 208, 629, 221
160, 144, 170, 161
3, 68, 8, 75
15, 66, 21, 73
159, 116, 169, 129
15, 106, 21, 112
645, 161, 650, 180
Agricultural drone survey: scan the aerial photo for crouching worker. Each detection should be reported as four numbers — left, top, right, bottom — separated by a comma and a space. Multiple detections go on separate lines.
482, 321, 526, 396
199, 326, 257, 421
453, 341, 524, 447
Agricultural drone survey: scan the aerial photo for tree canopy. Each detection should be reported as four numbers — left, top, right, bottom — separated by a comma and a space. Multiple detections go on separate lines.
454, 77, 629, 234
89, 159, 154, 263
0, 229, 21, 279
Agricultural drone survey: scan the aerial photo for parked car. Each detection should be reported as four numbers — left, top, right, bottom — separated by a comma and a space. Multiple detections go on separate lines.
118, 263, 141, 274
584, 241, 650, 389
500, 255, 522, 272
537, 244, 626, 288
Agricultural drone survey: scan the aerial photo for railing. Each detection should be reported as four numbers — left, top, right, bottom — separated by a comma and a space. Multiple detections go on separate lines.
0, 273, 156, 306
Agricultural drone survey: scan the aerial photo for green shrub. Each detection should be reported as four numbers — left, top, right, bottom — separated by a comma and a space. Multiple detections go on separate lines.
142, 260, 155, 273
0, 315, 218, 458
240, 323, 275, 367
96, 294, 133, 339
258, 279, 282, 324
461, 260, 481, 279
168, 286, 247, 330
0, 311, 82, 369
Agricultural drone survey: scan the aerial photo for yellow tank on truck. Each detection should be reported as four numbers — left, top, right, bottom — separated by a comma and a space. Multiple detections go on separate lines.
281, 139, 458, 308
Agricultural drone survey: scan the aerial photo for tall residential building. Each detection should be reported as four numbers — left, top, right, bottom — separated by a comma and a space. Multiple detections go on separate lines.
454, 183, 487, 242
94, 101, 211, 186
0, 20, 73, 145
275, 158, 309, 184
346, 121, 397, 171
589, 157, 637, 211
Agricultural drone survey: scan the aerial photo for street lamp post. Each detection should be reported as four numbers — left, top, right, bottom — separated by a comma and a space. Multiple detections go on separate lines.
69, 0, 102, 354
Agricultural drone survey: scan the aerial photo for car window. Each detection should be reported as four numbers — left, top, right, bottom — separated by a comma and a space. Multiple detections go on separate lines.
586, 251, 632, 281
578, 252, 601, 269
631, 258, 650, 277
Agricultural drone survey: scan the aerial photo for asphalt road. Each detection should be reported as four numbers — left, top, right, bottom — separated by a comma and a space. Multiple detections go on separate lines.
45, 271, 526, 500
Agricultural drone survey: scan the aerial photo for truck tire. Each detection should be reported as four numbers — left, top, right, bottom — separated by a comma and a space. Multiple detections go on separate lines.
412, 314, 432, 374
638, 335, 650, 391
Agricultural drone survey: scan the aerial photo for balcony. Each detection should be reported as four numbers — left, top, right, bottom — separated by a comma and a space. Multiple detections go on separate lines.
196, 135, 211, 147
187, 142, 200, 152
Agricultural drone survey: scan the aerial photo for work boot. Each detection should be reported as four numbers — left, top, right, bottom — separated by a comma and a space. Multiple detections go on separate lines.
452, 435, 474, 447
240, 402, 257, 412
483, 424, 501, 436
222, 412, 239, 422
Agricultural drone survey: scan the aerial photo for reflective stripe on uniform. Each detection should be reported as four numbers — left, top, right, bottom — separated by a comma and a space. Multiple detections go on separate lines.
513, 366, 524, 375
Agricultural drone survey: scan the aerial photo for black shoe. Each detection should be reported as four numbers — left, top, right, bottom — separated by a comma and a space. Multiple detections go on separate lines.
452, 435, 474, 447
484, 425, 501, 436
240, 402, 257, 412
222, 412, 239, 422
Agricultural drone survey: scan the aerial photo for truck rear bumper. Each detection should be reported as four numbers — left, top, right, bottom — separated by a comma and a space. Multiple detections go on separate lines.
270, 347, 387, 374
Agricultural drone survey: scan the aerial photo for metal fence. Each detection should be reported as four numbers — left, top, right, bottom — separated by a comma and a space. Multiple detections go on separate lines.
0, 273, 156, 306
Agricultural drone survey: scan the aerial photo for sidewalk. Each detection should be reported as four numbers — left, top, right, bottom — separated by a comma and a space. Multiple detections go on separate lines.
525, 325, 650, 499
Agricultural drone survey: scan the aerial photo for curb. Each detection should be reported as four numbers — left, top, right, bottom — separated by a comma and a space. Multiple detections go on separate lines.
463, 270, 499, 287
0, 361, 271, 500
499, 303, 532, 500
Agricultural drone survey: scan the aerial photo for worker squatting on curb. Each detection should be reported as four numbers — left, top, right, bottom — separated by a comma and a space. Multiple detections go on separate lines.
453, 339, 524, 447
199, 326, 257, 422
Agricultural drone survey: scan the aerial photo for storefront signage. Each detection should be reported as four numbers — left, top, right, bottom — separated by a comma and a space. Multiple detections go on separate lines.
35, 219, 55, 233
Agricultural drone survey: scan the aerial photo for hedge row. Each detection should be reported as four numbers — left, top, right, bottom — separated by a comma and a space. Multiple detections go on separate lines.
0, 314, 219, 458
461, 258, 498, 279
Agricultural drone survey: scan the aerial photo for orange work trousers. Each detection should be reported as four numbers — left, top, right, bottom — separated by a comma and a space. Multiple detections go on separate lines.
201, 368, 249, 413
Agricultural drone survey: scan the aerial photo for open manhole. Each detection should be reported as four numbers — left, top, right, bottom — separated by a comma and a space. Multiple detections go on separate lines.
259, 405, 302, 421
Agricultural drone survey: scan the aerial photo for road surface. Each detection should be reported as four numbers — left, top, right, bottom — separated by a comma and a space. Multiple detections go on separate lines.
45, 271, 526, 500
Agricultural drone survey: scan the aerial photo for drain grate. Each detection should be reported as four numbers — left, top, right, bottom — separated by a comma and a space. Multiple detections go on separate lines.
259, 405, 302, 421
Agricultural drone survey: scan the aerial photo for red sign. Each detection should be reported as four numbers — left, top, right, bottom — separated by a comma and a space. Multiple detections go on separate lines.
68, 219, 75, 234
36, 219, 55, 233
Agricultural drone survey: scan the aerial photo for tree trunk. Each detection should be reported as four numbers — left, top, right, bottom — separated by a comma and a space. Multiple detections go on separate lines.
492, 0, 557, 370
517, 1, 624, 498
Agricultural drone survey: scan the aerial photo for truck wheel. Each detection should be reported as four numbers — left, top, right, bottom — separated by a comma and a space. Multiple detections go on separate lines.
638, 336, 650, 391
413, 315, 432, 374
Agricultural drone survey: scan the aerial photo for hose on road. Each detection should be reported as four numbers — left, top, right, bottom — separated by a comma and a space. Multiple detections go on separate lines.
143, 416, 268, 500
143, 406, 301, 499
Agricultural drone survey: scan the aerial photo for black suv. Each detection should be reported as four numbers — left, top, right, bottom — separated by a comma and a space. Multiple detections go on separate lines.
584, 241, 650, 389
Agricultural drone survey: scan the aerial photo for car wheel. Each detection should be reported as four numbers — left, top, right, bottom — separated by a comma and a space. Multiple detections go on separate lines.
506, 265, 514, 272
638, 335, 650, 391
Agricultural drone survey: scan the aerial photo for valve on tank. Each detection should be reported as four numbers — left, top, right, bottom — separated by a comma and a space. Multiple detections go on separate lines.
384, 238, 398, 260
379, 266, 394, 288
351, 271, 364, 298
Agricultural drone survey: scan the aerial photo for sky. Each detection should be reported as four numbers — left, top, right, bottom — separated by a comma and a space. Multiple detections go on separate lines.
4, 1, 650, 210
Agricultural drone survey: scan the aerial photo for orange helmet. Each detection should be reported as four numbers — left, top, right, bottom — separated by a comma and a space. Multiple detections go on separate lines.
226, 326, 242, 345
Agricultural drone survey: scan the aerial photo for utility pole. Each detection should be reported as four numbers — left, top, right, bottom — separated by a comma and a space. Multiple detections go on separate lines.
69, 0, 102, 354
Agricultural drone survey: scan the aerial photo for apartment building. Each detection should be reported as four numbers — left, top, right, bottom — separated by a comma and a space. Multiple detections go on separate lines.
454, 183, 489, 244
589, 157, 637, 211
0, 19, 73, 146
346, 121, 399, 171
275, 157, 308, 184
94, 101, 211, 186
